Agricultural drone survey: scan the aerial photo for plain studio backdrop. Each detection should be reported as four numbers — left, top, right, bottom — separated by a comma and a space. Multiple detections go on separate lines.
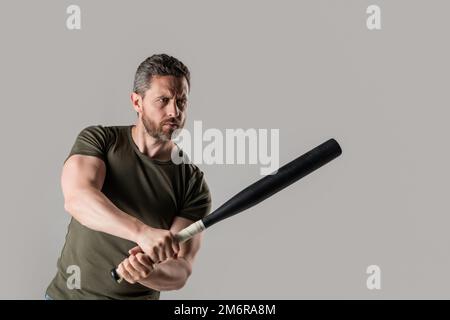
0, 0, 449, 299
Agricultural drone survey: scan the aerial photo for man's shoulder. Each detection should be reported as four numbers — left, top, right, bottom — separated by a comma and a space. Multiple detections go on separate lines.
77, 124, 129, 139
71, 125, 131, 154
80, 124, 128, 133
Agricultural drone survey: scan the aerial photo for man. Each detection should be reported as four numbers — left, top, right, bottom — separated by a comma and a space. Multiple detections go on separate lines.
46, 54, 212, 299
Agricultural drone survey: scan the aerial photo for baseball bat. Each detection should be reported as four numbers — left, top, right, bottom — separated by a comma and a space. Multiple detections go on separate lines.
111, 138, 342, 283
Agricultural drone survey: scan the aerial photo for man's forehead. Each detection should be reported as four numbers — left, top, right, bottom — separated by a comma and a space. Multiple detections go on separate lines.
150, 75, 188, 96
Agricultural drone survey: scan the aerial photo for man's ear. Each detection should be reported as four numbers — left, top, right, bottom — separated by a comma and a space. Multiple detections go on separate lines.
131, 92, 143, 114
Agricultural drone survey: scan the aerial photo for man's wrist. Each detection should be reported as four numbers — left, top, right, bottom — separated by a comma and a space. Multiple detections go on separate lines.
130, 218, 149, 243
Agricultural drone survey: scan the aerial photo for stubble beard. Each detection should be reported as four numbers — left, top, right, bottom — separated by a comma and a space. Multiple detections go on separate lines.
141, 116, 185, 142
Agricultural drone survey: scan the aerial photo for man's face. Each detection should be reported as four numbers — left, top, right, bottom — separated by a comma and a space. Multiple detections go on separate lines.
136, 75, 188, 141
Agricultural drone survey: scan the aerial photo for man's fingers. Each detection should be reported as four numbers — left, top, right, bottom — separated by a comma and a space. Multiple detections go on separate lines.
164, 237, 176, 260
164, 246, 173, 261
136, 253, 153, 270
138, 231, 181, 263
123, 259, 141, 282
118, 263, 135, 284
158, 244, 168, 262
160, 233, 177, 261
172, 239, 180, 256
128, 245, 143, 255
129, 255, 150, 277
149, 247, 159, 264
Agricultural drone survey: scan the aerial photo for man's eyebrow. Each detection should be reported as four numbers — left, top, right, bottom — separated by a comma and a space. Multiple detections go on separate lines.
153, 91, 172, 99
155, 91, 187, 99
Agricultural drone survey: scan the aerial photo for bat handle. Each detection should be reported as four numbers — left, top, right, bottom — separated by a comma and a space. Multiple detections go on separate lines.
173, 220, 206, 243
110, 220, 206, 283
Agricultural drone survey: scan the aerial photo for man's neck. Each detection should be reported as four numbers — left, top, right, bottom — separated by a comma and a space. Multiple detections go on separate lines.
131, 123, 174, 161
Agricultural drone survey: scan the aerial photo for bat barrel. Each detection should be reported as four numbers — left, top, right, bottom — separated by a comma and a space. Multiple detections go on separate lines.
202, 138, 342, 229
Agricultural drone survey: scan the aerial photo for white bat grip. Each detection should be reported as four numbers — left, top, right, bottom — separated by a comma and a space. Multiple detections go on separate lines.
175, 220, 206, 243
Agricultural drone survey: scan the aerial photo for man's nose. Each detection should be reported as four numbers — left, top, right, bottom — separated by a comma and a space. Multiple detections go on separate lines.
167, 100, 181, 118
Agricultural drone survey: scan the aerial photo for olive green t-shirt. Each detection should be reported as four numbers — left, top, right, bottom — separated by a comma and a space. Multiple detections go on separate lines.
46, 125, 212, 300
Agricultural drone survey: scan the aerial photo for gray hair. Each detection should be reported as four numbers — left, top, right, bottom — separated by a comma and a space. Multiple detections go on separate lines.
133, 54, 191, 99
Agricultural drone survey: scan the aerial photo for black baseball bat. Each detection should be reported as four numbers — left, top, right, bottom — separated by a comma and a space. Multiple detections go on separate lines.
111, 138, 342, 282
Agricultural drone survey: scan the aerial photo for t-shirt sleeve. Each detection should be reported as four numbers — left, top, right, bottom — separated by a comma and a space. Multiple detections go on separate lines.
64, 125, 112, 164
178, 167, 212, 222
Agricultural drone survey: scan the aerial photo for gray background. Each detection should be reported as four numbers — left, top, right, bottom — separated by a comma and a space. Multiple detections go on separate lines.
0, 0, 449, 299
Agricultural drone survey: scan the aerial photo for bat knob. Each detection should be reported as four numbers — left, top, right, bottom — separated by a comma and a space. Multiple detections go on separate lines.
110, 268, 122, 283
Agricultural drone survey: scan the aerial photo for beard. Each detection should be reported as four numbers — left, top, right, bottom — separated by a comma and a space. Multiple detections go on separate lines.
141, 115, 185, 142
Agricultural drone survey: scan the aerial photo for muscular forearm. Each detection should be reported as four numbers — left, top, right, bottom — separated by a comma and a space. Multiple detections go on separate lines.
64, 188, 143, 243
138, 257, 192, 291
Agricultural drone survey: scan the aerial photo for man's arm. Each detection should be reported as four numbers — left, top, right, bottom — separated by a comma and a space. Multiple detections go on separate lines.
62, 154, 179, 262
118, 216, 203, 291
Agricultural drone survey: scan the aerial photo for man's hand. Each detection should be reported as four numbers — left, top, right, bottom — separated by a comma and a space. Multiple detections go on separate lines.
116, 217, 202, 291
135, 224, 180, 263
117, 247, 155, 284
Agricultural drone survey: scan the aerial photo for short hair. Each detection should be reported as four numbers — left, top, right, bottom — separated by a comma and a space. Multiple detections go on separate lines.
133, 54, 190, 99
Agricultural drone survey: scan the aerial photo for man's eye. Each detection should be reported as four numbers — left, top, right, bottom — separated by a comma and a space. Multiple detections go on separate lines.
177, 100, 187, 108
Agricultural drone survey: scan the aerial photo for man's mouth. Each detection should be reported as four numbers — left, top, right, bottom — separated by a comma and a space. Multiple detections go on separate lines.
163, 122, 179, 128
